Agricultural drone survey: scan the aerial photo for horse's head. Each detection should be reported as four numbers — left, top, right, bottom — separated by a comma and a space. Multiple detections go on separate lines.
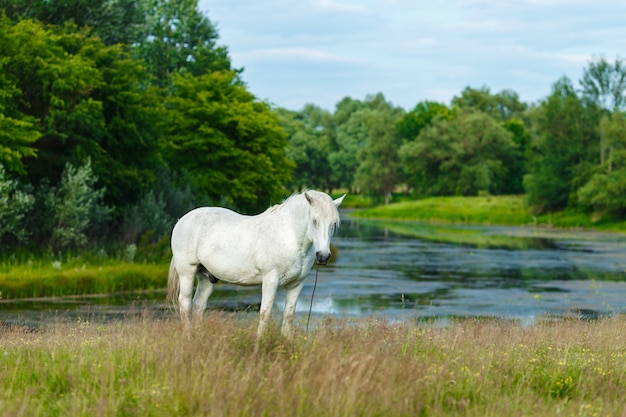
304, 191, 345, 265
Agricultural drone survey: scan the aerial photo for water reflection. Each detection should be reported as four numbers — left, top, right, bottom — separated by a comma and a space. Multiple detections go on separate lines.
2, 214, 626, 326
300, 216, 626, 322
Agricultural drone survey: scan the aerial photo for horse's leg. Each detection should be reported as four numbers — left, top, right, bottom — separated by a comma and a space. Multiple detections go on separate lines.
176, 264, 197, 322
192, 274, 214, 318
281, 280, 305, 337
258, 272, 279, 336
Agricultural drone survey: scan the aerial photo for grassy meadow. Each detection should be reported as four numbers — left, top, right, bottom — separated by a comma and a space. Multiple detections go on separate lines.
351, 194, 626, 232
0, 255, 168, 300
1, 194, 626, 416
1, 314, 626, 417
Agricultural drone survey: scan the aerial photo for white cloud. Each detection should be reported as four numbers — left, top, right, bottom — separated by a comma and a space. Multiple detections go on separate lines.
237, 47, 364, 63
199, 0, 626, 110
310, 0, 369, 13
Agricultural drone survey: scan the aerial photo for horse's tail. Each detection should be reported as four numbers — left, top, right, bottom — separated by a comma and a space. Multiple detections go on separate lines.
166, 258, 180, 309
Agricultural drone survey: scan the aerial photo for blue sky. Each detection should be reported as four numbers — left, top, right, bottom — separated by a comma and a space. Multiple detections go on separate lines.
198, 0, 626, 111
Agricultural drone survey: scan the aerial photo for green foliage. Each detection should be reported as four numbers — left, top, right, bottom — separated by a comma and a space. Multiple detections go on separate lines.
578, 112, 626, 216
44, 159, 111, 251
122, 189, 173, 244
400, 110, 517, 196
0, 16, 164, 213
578, 169, 626, 215
328, 97, 369, 191
327, 93, 403, 196
0, 0, 147, 45
355, 104, 403, 203
396, 100, 450, 141
280, 105, 334, 191
452, 86, 527, 121
135, 0, 233, 87
580, 56, 626, 112
0, 164, 34, 244
501, 118, 531, 194
524, 77, 600, 212
0, 113, 40, 176
0, 39, 40, 175
3, 0, 626, 247
164, 71, 293, 212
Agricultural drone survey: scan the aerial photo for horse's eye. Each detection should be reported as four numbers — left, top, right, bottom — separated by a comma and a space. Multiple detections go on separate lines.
312, 218, 318, 226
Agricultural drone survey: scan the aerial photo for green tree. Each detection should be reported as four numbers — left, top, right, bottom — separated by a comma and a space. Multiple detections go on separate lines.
580, 57, 626, 168
86, 40, 164, 212
328, 97, 368, 192
0, 165, 34, 244
164, 71, 293, 213
135, 0, 233, 88
524, 77, 599, 212
501, 118, 531, 194
0, 18, 163, 211
0, 19, 104, 186
452, 86, 527, 121
396, 101, 450, 142
280, 105, 333, 191
44, 159, 111, 250
400, 110, 517, 196
355, 107, 403, 204
0, 0, 147, 45
328, 94, 399, 193
578, 111, 626, 215
580, 56, 626, 113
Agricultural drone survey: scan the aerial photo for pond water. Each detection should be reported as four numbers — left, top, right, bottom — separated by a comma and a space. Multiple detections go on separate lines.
2, 213, 626, 327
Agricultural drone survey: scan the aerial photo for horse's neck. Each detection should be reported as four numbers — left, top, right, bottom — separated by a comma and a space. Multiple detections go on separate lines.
269, 199, 311, 243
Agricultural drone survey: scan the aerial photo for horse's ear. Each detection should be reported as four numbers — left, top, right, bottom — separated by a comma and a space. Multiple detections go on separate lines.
304, 192, 314, 205
334, 194, 346, 207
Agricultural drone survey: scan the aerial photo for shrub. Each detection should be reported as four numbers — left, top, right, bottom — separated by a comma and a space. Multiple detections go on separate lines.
0, 164, 34, 244
44, 159, 111, 251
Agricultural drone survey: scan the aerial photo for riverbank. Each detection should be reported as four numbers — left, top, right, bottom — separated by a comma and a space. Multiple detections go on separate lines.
350, 195, 626, 232
1, 314, 625, 416
0, 260, 167, 300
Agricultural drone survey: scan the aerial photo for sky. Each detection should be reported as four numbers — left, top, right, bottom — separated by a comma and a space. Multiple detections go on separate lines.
198, 0, 626, 112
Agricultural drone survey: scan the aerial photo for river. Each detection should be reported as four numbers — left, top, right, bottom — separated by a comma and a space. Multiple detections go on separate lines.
2, 214, 626, 327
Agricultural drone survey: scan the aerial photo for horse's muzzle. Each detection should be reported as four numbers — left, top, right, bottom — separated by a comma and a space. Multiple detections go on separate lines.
315, 251, 330, 265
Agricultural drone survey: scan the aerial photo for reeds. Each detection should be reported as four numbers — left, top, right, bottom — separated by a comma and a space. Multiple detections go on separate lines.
1, 314, 625, 416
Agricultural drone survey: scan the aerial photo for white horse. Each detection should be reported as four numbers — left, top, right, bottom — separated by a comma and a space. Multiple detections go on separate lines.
167, 190, 345, 336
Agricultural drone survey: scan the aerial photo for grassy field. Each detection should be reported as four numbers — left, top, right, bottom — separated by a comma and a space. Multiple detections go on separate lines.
1, 314, 625, 416
0, 257, 168, 300
351, 195, 626, 231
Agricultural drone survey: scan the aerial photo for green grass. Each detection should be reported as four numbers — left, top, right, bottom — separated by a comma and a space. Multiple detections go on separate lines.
1, 314, 625, 416
351, 195, 626, 231
0, 258, 168, 300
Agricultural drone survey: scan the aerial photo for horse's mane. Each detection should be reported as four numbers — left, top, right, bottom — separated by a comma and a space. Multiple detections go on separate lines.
265, 190, 340, 230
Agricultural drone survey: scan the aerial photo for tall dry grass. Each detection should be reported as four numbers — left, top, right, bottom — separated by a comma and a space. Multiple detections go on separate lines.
1, 314, 626, 416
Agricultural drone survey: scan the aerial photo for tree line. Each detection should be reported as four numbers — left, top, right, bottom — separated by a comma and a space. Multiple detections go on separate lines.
1, 0, 625, 253
281, 64, 626, 216
0, 0, 291, 252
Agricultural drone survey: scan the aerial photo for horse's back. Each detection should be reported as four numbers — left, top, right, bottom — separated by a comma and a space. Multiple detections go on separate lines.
172, 207, 241, 252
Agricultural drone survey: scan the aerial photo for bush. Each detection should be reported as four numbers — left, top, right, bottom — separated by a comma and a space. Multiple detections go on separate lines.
44, 159, 111, 251
0, 164, 34, 244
